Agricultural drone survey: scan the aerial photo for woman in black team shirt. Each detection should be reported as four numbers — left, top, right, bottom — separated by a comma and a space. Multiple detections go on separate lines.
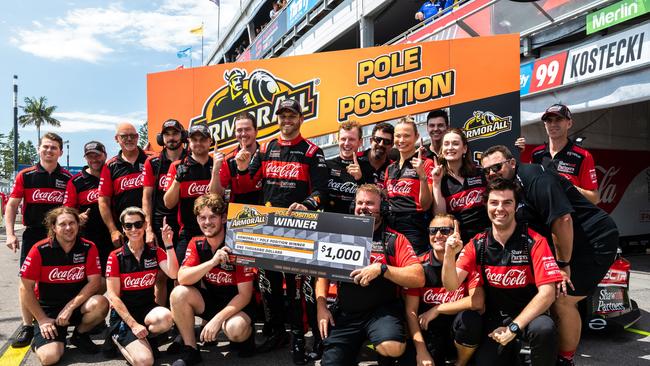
431, 128, 490, 243
105, 207, 179, 366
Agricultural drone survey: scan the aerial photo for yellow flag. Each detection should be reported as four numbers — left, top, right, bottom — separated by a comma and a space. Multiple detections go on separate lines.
190, 24, 203, 35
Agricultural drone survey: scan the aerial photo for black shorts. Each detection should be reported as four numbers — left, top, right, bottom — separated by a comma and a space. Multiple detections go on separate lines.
20, 226, 47, 266
197, 287, 256, 322
321, 300, 406, 366
570, 231, 618, 296
32, 306, 84, 350
111, 303, 158, 347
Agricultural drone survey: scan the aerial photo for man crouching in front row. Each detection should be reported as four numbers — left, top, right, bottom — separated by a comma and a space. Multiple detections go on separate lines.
170, 193, 256, 366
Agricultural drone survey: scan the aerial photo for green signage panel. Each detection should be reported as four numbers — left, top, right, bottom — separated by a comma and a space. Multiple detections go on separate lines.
587, 0, 650, 35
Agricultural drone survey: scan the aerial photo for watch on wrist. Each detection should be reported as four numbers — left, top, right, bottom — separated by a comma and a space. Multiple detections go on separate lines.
508, 322, 521, 336
380, 263, 388, 277
165, 244, 174, 250
556, 260, 570, 268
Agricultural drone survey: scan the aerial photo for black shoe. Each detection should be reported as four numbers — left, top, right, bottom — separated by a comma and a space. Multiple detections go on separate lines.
307, 339, 323, 361
171, 345, 202, 366
70, 331, 99, 354
257, 329, 289, 353
12, 325, 34, 348
167, 333, 184, 355
233, 334, 256, 358
148, 336, 161, 359
557, 357, 576, 366
291, 337, 307, 365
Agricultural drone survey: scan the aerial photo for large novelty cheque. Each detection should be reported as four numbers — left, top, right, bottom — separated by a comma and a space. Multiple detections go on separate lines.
226, 203, 374, 282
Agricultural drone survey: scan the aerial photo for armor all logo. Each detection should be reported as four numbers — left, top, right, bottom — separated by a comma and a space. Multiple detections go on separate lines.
462, 111, 512, 141
120, 174, 144, 191
48, 266, 85, 282
124, 273, 157, 289
32, 189, 65, 203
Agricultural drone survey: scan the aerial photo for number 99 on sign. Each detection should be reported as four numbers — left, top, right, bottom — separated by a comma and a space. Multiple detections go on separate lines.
317, 242, 365, 267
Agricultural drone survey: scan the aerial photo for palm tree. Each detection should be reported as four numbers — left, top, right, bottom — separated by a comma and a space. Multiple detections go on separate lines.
18, 96, 61, 143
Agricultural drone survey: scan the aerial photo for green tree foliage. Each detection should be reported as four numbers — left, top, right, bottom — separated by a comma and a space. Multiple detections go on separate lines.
18, 96, 60, 143
0, 129, 39, 179
138, 122, 149, 149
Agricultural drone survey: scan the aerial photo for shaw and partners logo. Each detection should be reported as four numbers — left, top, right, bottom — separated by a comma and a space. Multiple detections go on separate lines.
230, 206, 268, 229
462, 111, 512, 141
191, 68, 319, 149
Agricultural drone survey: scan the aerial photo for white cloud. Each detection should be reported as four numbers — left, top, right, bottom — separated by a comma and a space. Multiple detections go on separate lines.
11, 0, 240, 62
19, 110, 147, 134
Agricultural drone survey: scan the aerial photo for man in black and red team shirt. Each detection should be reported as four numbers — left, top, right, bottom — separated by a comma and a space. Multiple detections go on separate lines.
422, 109, 449, 160
358, 122, 394, 189
442, 178, 562, 365
64, 141, 112, 274
170, 194, 256, 366
212, 112, 263, 205
20, 206, 109, 364
325, 120, 373, 214
530, 103, 600, 204
99, 122, 151, 248
142, 119, 187, 249
164, 123, 214, 264
234, 98, 329, 364
316, 184, 424, 366
481, 146, 619, 366
5, 132, 71, 348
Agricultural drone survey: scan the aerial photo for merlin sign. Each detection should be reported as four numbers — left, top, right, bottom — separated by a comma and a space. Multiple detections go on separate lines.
147, 34, 520, 153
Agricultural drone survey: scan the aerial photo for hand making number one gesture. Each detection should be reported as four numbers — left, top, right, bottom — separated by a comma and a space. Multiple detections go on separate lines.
346, 150, 362, 181
444, 220, 463, 258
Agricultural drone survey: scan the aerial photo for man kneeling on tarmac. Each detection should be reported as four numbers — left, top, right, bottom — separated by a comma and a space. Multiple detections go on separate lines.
19, 206, 109, 365
316, 184, 425, 365
170, 193, 256, 366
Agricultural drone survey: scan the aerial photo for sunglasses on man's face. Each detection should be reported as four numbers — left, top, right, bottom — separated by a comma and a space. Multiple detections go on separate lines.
122, 221, 144, 230
371, 136, 393, 146
482, 160, 510, 175
428, 226, 454, 236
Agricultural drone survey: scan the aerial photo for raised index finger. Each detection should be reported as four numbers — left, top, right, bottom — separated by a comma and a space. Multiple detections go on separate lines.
352, 150, 359, 165
418, 138, 424, 159
454, 220, 460, 236
163, 216, 167, 227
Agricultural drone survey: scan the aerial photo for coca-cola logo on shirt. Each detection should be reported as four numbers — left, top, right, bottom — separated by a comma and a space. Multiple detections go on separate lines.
123, 272, 156, 289
448, 188, 485, 212
388, 180, 414, 195
266, 162, 302, 180
483, 266, 529, 288
205, 270, 233, 285
32, 189, 65, 203
423, 286, 465, 305
328, 179, 358, 194
158, 175, 170, 190
187, 182, 209, 196
119, 174, 144, 191
47, 266, 85, 282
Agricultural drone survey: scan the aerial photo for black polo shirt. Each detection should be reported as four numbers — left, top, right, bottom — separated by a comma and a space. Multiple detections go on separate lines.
64, 168, 110, 250
142, 149, 186, 226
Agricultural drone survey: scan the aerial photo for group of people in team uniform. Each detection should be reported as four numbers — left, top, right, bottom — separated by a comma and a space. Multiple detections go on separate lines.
5, 98, 618, 366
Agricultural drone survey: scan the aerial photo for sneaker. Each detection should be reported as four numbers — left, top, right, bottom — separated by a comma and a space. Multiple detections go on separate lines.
171, 345, 202, 366
557, 357, 576, 366
257, 329, 289, 353
291, 337, 307, 365
12, 325, 34, 348
167, 333, 184, 355
70, 331, 99, 354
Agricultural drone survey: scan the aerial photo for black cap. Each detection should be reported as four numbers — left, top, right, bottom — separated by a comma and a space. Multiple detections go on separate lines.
542, 104, 572, 121
188, 124, 212, 138
161, 119, 184, 132
275, 99, 303, 116
83, 141, 106, 156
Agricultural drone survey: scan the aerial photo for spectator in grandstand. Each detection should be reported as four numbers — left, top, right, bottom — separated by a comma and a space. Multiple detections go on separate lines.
431, 128, 490, 243
530, 103, 600, 204
422, 109, 449, 160
6, 132, 71, 348
317, 184, 424, 366
415, 0, 454, 22
170, 194, 256, 366
20, 207, 109, 364
358, 122, 394, 189
442, 178, 561, 365
404, 214, 483, 366
384, 116, 434, 255
270, 1, 281, 19
481, 146, 619, 366
105, 207, 179, 366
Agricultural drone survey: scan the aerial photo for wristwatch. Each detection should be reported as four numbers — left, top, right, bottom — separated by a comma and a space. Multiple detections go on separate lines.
164, 244, 174, 250
556, 260, 570, 268
380, 263, 388, 277
508, 322, 522, 336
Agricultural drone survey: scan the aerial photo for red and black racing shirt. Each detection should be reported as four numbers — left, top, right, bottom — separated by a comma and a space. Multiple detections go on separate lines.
234, 135, 328, 210
64, 169, 110, 249
99, 149, 150, 221
456, 225, 561, 316
530, 140, 598, 190
143, 149, 186, 226
165, 154, 212, 236
20, 237, 101, 308
441, 172, 490, 243
384, 154, 434, 213
182, 237, 254, 299
106, 243, 167, 311
11, 163, 71, 228
325, 156, 374, 214
358, 149, 392, 190
219, 144, 263, 205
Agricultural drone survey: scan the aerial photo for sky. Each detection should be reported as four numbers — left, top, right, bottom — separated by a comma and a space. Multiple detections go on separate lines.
0, 0, 240, 167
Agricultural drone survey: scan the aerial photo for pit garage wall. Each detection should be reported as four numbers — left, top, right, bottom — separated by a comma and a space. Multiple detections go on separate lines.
522, 100, 650, 248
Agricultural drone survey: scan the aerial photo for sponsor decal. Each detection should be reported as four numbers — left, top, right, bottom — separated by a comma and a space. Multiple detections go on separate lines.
124, 272, 157, 289
328, 179, 358, 194
422, 286, 466, 305
483, 266, 529, 288
205, 270, 233, 285
230, 206, 268, 229
119, 174, 144, 192
448, 188, 484, 212
55, 179, 67, 189
143, 258, 158, 269
462, 111, 512, 141
72, 253, 86, 264
31, 189, 65, 203
48, 266, 85, 282
388, 180, 415, 195
266, 162, 302, 180
187, 182, 210, 196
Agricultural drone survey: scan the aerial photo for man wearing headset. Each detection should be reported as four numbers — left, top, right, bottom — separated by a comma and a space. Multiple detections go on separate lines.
316, 184, 424, 365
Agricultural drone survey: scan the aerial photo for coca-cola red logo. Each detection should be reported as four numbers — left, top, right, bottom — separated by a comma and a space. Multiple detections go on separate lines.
448, 188, 484, 212
119, 174, 144, 191
388, 180, 414, 195
484, 266, 528, 288
205, 270, 233, 285
423, 287, 465, 305
32, 189, 65, 203
266, 162, 301, 179
123, 272, 156, 289
596, 165, 620, 213
47, 266, 85, 282
188, 182, 209, 196
328, 179, 358, 194
158, 175, 170, 190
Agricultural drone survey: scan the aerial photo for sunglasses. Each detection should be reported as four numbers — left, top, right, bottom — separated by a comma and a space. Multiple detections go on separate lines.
482, 160, 510, 175
122, 221, 145, 230
428, 226, 454, 235
372, 136, 393, 146
118, 134, 138, 141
